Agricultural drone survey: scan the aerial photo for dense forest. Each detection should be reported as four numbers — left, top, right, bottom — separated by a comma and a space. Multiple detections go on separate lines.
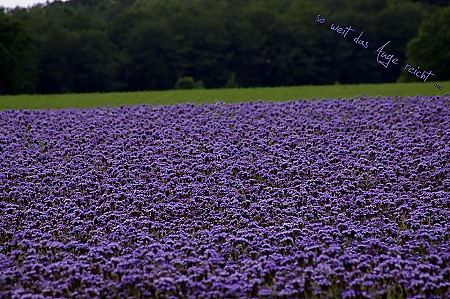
0, 0, 449, 95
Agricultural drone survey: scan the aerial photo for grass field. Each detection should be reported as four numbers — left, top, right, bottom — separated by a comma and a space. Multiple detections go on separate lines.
0, 81, 448, 110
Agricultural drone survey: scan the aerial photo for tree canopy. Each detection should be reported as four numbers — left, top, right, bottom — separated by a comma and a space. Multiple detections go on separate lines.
0, 0, 447, 94
399, 6, 450, 82
0, 9, 37, 94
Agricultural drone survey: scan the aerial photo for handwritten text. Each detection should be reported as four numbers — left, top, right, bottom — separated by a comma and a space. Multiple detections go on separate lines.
404, 64, 435, 83
330, 24, 354, 38
353, 31, 369, 49
374, 41, 399, 68
316, 14, 325, 24
317, 13, 445, 92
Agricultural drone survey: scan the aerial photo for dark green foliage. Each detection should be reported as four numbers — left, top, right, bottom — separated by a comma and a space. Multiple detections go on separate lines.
120, 16, 179, 91
225, 73, 239, 88
399, 6, 450, 82
411, 0, 449, 7
0, 0, 447, 94
175, 77, 205, 90
175, 77, 195, 90
0, 10, 37, 94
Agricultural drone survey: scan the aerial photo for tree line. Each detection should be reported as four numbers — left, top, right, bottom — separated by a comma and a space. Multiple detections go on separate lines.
0, 0, 449, 95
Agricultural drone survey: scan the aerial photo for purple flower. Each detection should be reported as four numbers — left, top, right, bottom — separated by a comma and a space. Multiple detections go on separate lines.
0, 96, 449, 298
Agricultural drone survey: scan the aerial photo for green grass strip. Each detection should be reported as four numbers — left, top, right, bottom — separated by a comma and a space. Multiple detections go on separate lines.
0, 81, 447, 110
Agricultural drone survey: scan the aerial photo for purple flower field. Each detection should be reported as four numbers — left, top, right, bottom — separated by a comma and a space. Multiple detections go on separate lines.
0, 96, 449, 298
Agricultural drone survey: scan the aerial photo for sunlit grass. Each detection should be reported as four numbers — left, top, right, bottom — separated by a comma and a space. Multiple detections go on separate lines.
0, 81, 447, 110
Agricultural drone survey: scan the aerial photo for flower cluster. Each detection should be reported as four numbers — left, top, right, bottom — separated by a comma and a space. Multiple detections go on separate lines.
0, 96, 449, 298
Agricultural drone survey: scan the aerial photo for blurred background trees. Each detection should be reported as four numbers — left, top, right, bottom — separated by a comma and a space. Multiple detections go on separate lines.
399, 6, 450, 82
0, 0, 447, 94
0, 8, 37, 94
